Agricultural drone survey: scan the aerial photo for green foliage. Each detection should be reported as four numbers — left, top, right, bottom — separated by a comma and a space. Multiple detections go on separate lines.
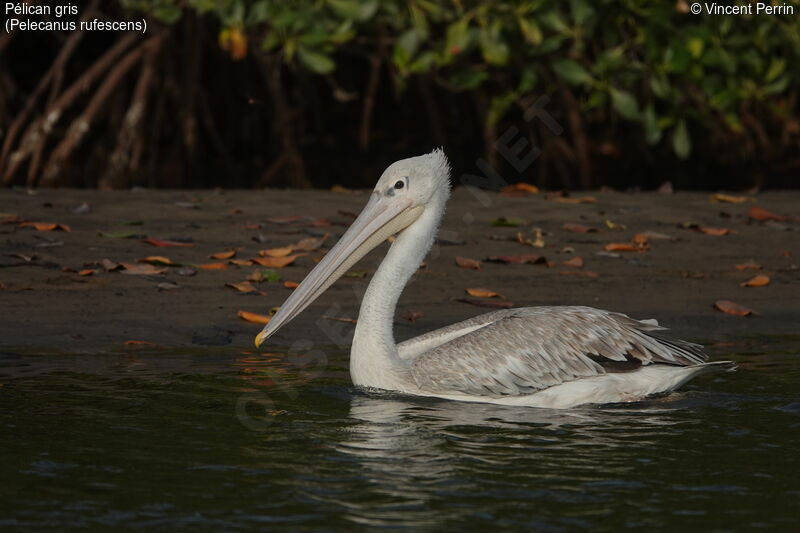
129, 0, 800, 160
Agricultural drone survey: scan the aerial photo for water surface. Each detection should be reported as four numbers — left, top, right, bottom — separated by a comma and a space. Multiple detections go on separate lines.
1, 342, 799, 530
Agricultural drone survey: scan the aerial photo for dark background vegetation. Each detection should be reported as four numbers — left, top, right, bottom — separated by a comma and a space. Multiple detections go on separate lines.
1, 0, 798, 190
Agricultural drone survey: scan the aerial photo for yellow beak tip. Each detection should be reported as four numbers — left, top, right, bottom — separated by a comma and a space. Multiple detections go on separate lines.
254, 331, 267, 348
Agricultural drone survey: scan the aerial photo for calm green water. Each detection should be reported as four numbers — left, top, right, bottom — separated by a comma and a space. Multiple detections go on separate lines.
1, 342, 799, 531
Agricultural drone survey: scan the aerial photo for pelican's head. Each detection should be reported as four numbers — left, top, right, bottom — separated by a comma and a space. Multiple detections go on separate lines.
255, 149, 451, 347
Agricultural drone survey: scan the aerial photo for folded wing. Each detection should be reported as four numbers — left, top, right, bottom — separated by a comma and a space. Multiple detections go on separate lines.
409, 306, 707, 397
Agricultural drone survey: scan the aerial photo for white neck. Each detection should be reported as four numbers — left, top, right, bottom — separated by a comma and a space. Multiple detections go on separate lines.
350, 193, 446, 389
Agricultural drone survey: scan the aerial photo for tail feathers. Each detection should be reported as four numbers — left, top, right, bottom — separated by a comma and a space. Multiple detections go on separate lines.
690, 360, 737, 376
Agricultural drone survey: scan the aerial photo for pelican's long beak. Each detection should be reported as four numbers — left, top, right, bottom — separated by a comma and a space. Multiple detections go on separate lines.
255, 193, 423, 347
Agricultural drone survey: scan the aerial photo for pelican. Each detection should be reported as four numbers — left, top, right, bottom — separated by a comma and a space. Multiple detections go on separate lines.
255, 149, 735, 409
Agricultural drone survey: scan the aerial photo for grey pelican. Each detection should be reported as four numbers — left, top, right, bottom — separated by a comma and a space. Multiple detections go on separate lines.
255, 149, 735, 408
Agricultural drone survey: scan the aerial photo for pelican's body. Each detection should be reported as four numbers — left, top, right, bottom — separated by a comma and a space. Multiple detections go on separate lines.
257, 150, 734, 408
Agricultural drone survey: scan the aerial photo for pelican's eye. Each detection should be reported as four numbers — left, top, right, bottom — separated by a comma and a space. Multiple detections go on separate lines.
394, 180, 405, 190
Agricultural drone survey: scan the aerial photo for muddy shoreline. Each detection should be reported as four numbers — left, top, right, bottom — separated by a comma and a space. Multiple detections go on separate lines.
1, 188, 798, 353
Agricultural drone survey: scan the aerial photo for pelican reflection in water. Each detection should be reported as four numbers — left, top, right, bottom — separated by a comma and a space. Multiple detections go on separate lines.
256, 150, 734, 408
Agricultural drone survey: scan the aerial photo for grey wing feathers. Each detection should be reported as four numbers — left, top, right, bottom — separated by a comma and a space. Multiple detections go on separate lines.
409, 306, 707, 397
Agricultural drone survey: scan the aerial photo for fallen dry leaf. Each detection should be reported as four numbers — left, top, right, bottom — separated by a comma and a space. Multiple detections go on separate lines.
517, 229, 545, 248
124, 340, 158, 346
748, 206, 786, 222
226, 281, 264, 294
238, 310, 271, 324
605, 219, 626, 231
465, 288, 501, 298
141, 238, 194, 248
604, 243, 642, 252
636, 230, 676, 241
562, 256, 584, 268
491, 217, 527, 227
697, 226, 732, 236
455, 256, 482, 270
713, 300, 754, 317
209, 249, 238, 260
229, 259, 253, 267
735, 261, 762, 271
293, 234, 329, 251
455, 298, 514, 309
322, 315, 357, 324
260, 246, 294, 258
740, 274, 770, 287
501, 182, 539, 196
19, 222, 71, 232
100, 258, 122, 271
555, 196, 597, 204
710, 193, 748, 203
562, 223, 597, 233
283, 281, 299, 289
197, 262, 229, 270
559, 270, 599, 278
632, 234, 649, 245
252, 254, 304, 268
119, 263, 167, 275
400, 311, 424, 323
138, 256, 174, 266
78, 269, 95, 276
485, 254, 546, 265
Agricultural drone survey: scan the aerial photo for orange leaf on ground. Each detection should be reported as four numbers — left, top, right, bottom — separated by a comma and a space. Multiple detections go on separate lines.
455, 256, 482, 270
555, 196, 597, 204
455, 298, 513, 309
485, 254, 546, 265
119, 263, 167, 275
466, 288, 500, 298
260, 246, 294, 258
604, 243, 641, 252
252, 254, 304, 268
562, 256, 584, 268
697, 226, 732, 236
141, 238, 194, 248
400, 311, 424, 323
209, 250, 237, 260
19, 222, 71, 232
501, 183, 539, 195
714, 300, 754, 316
740, 274, 770, 287
197, 262, 228, 270
238, 310, 271, 324
632, 234, 649, 245
226, 281, 263, 294
562, 223, 597, 233
559, 270, 599, 278
138, 256, 173, 265
78, 269, 95, 276
748, 206, 786, 222
735, 261, 762, 271
229, 259, 253, 266
283, 281, 299, 289
710, 193, 748, 203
